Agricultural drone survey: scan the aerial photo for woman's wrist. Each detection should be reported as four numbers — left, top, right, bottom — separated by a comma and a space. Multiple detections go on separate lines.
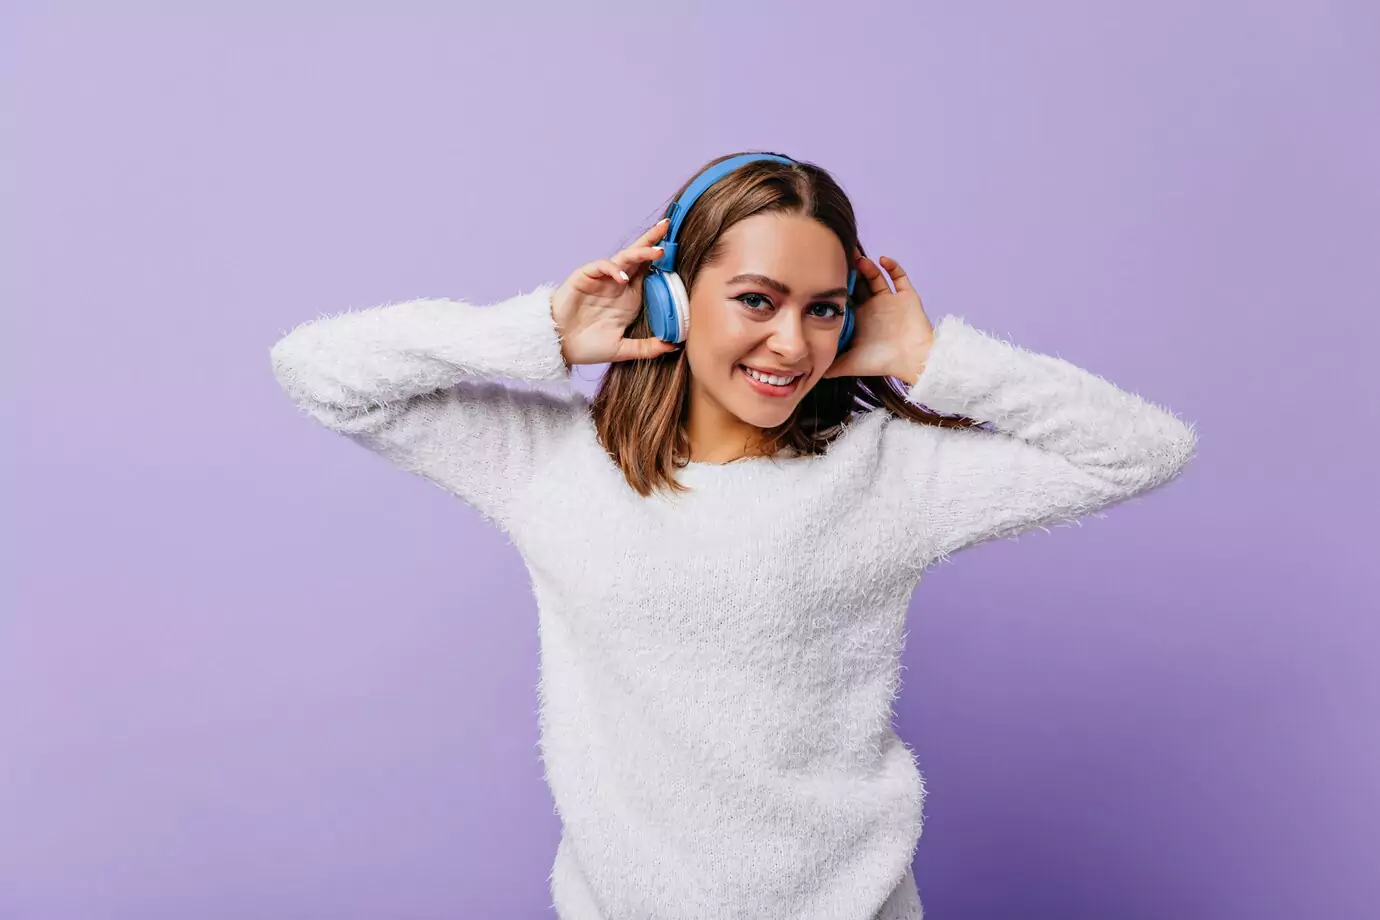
549, 291, 574, 370
893, 336, 934, 386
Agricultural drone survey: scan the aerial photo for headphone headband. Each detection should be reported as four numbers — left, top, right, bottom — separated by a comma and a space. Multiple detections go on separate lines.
651, 153, 796, 273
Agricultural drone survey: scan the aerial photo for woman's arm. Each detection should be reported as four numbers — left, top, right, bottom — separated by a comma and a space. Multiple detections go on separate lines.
268, 282, 583, 534
881, 313, 1200, 566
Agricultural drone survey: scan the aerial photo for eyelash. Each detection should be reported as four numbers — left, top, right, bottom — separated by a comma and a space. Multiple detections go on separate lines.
734, 293, 845, 318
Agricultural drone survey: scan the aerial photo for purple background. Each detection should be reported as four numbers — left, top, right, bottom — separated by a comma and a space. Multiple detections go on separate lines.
4, 1, 1377, 917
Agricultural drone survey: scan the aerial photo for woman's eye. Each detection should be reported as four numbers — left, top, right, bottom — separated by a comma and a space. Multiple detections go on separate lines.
735, 293, 845, 318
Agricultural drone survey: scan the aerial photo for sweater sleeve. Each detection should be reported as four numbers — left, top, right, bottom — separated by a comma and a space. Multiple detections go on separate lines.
881, 314, 1200, 565
268, 281, 585, 534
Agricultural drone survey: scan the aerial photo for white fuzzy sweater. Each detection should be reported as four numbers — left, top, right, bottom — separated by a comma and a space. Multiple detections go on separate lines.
269, 283, 1198, 920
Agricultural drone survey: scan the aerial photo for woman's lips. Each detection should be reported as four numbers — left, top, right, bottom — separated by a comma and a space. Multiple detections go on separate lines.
738, 364, 803, 397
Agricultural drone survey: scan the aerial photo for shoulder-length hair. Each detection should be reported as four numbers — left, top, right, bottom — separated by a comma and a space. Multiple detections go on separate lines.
590, 150, 980, 497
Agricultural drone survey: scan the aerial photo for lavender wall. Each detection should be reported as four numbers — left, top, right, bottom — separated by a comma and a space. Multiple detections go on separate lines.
4, 1, 1377, 917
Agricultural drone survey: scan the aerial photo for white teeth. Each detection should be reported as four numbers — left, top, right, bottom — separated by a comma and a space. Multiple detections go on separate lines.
742, 365, 799, 386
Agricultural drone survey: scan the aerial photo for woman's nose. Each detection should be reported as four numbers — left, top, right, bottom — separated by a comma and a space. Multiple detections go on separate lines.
767, 314, 809, 362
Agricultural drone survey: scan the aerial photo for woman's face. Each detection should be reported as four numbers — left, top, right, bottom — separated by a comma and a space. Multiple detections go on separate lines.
684, 212, 851, 450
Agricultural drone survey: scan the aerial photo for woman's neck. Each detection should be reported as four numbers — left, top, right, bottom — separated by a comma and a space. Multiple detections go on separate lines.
685, 384, 780, 464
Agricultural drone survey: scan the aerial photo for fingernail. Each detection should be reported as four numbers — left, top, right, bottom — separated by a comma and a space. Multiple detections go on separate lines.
619, 270, 630, 282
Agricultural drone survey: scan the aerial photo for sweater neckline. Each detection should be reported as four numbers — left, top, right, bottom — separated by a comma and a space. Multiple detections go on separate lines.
680, 448, 814, 471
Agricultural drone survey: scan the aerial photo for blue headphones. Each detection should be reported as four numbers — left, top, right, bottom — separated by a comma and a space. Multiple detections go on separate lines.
642, 153, 858, 353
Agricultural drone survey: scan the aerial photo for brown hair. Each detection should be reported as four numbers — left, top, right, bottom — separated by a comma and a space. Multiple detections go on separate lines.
590, 150, 980, 497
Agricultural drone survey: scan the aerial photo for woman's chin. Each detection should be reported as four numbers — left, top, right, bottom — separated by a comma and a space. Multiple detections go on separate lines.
731, 402, 798, 430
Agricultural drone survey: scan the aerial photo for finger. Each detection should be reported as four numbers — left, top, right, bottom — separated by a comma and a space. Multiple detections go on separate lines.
612, 336, 681, 362
878, 256, 916, 295
634, 217, 672, 248
612, 245, 665, 271
854, 254, 893, 295
583, 259, 629, 284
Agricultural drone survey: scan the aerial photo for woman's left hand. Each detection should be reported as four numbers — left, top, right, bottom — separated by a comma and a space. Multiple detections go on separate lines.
823, 253, 935, 385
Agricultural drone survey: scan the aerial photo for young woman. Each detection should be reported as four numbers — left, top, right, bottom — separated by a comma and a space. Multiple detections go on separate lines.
270, 151, 1198, 920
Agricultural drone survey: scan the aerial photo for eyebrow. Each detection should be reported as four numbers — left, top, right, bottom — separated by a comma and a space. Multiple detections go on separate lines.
725, 273, 849, 300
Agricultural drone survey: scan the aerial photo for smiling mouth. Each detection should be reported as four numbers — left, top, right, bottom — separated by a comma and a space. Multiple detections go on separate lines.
738, 364, 805, 395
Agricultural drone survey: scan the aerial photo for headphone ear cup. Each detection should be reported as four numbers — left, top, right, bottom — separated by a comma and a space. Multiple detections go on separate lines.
643, 271, 688, 343
663, 271, 690, 343
837, 303, 856, 353
837, 265, 858, 353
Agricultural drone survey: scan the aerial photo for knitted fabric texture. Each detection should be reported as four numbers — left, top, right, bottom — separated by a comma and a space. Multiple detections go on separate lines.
269, 283, 1199, 920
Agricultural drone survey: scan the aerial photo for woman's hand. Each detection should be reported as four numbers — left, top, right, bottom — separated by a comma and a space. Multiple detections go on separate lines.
551, 218, 682, 366
823, 254, 935, 385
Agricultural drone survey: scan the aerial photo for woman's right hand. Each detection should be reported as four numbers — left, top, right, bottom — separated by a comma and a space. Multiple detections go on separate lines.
550, 217, 682, 366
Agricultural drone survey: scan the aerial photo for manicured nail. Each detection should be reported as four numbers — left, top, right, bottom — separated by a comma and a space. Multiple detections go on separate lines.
619, 270, 630, 282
